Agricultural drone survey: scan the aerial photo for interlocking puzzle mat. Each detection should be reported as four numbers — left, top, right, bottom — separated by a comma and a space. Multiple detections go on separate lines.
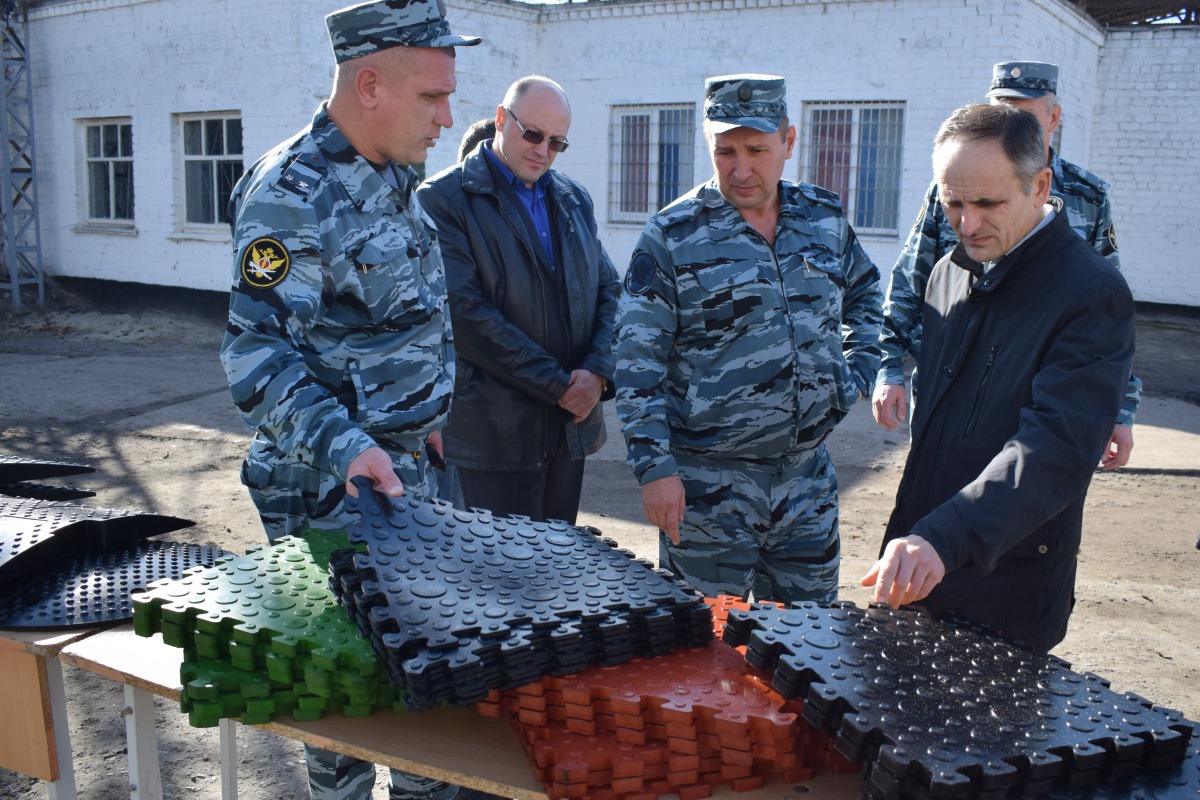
723, 601, 1194, 799
0, 540, 231, 630
0, 454, 95, 483
133, 533, 404, 726
476, 595, 858, 800
0, 496, 194, 581
337, 482, 713, 710
0, 482, 95, 501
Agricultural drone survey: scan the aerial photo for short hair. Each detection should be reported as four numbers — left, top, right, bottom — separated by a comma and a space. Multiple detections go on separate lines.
934, 102, 1046, 194
458, 118, 495, 161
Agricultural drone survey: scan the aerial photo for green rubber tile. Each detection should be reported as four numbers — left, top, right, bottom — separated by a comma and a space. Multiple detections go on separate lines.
131, 533, 407, 726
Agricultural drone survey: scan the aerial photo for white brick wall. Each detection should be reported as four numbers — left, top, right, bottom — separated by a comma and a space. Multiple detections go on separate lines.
21, 0, 1198, 306
1091, 27, 1200, 306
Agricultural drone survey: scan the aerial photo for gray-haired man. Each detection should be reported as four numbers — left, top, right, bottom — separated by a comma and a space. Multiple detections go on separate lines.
874, 60, 1141, 470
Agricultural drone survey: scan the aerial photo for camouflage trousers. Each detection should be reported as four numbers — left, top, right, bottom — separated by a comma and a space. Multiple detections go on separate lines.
661, 444, 840, 605
305, 748, 464, 800
240, 435, 436, 543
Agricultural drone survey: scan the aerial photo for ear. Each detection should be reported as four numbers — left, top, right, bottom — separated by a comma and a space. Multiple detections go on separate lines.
355, 65, 381, 109
494, 104, 507, 129
1032, 165, 1052, 205
783, 124, 797, 159
1046, 103, 1062, 136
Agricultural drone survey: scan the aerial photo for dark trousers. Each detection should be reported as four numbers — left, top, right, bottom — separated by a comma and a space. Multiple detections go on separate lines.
456, 435, 585, 524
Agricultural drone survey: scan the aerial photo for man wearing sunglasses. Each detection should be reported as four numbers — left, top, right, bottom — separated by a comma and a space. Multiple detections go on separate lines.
417, 76, 619, 523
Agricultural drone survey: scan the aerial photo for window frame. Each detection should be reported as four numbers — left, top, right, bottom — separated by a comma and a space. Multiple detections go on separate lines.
79, 117, 135, 228
608, 103, 696, 225
176, 111, 245, 231
798, 101, 905, 236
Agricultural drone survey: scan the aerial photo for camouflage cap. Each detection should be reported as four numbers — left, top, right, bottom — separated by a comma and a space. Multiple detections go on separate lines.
986, 61, 1058, 99
326, 0, 481, 63
704, 74, 787, 134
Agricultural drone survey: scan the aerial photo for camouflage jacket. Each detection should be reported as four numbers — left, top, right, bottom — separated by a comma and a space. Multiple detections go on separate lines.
220, 105, 454, 482
615, 179, 882, 485
879, 150, 1140, 425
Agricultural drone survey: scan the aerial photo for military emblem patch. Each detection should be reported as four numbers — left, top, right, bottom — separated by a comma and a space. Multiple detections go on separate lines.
624, 251, 657, 297
241, 237, 291, 289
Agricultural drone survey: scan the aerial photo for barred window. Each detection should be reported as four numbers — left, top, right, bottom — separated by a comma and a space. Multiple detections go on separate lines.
83, 120, 133, 223
800, 102, 904, 235
609, 104, 695, 224
180, 113, 244, 226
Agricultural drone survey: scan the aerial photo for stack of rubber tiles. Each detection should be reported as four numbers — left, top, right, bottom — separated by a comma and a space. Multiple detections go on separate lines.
477, 595, 857, 800
0, 458, 217, 630
132, 532, 405, 727
723, 601, 1196, 800
335, 481, 713, 711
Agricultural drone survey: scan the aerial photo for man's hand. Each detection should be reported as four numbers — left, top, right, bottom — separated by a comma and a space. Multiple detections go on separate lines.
558, 370, 604, 423
345, 446, 404, 498
872, 383, 908, 430
641, 475, 686, 544
1099, 424, 1133, 470
860, 535, 945, 607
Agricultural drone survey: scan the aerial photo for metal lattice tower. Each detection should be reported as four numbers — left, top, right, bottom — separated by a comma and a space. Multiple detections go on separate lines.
0, 1, 42, 308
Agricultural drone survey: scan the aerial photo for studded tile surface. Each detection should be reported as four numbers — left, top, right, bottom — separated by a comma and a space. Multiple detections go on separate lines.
133, 534, 399, 724
0, 540, 231, 630
0, 455, 94, 483
474, 595, 860, 800
723, 601, 1194, 799
0, 496, 194, 581
338, 481, 712, 710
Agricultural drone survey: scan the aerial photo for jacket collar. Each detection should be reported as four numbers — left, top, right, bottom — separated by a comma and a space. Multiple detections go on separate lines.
949, 197, 1066, 293
311, 104, 415, 213
460, 143, 577, 212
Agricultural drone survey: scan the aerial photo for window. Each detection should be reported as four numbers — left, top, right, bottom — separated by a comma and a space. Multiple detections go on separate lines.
799, 102, 904, 235
180, 114, 244, 226
84, 120, 133, 222
609, 104, 695, 223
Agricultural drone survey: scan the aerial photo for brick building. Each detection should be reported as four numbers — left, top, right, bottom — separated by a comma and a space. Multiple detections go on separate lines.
20, 0, 1200, 306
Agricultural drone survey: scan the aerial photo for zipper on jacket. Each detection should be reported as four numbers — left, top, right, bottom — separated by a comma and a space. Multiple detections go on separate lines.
964, 345, 998, 437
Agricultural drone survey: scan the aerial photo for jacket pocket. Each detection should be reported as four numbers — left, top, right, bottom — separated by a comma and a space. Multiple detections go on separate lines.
351, 228, 438, 326
963, 345, 999, 437
694, 260, 768, 335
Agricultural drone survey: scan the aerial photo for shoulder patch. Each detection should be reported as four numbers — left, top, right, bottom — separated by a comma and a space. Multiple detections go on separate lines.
651, 196, 704, 230
276, 152, 326, 199
798, 181, 844, 210
240, 237, 291, 289
624, 251, 657, 296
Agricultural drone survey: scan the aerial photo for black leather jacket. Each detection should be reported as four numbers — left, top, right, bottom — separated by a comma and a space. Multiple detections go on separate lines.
416, 144, 619, 471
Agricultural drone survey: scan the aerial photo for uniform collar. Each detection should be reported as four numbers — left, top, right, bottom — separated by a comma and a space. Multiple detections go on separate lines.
701, 180, 812, 242
311, 104, 415, 213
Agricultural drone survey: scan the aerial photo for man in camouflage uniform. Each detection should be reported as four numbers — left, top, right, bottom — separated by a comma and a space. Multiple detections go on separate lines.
220, 3, 500, 799
873, 60, 1141, 469
614, 74, 882, 605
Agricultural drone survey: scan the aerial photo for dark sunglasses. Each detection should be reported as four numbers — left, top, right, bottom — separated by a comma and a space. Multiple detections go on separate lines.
504, 107, 570, 153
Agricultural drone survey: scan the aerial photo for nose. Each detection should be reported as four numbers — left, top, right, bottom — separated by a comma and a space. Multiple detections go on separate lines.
731, 153, 752, 180
957, 205, 982, 237
435, 97, 453, 130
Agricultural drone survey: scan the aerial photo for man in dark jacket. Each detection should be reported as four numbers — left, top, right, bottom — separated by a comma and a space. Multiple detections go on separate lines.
416, 75, 619, 523
861, 103, 1135, 653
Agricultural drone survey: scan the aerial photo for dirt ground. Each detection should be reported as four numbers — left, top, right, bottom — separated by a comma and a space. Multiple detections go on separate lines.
0, 292, 1198, 799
